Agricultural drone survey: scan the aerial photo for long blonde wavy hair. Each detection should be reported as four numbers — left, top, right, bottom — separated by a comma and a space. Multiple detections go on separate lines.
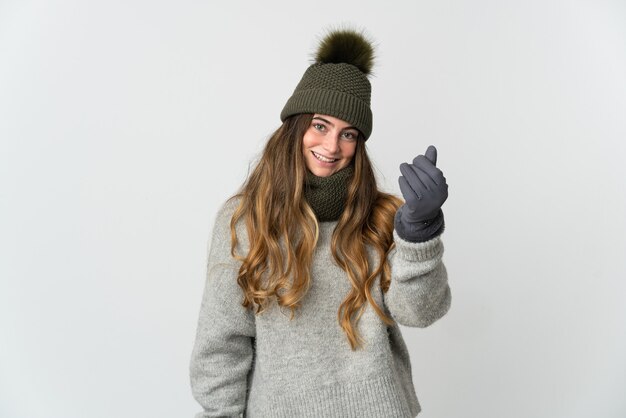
227, 113, 403, 351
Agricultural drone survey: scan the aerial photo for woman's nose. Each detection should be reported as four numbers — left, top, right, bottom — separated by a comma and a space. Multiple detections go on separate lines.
322, 134, 340, 154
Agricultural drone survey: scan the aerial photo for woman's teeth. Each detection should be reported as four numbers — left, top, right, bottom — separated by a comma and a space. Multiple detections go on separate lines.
312, 151, 338, 163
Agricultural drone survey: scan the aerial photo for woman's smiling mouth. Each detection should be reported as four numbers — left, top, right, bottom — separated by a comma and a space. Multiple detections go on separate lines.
312, 151, 339, 163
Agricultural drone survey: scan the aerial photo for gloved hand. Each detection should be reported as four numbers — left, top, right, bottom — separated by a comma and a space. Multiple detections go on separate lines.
395, 145, 449, 242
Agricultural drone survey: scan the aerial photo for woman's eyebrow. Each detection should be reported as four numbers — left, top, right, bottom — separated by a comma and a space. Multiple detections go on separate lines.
312, 116, 357, 130
312, 116, 333, 126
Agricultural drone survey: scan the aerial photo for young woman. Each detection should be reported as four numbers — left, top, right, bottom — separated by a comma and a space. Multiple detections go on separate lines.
190, 28, 451, 418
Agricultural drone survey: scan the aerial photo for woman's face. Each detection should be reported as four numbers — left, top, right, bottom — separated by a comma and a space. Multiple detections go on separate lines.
302, 114, 359, 177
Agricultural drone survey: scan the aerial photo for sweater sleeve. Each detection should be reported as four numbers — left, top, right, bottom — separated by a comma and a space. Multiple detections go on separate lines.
189, 200, 256, 418
383, 230, 451, 328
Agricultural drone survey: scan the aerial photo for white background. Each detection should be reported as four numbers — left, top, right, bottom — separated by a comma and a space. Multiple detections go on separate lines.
1, 1, 625, 417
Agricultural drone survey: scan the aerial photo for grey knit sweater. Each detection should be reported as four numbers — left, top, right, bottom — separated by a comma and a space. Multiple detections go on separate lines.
189, 197, 451, 418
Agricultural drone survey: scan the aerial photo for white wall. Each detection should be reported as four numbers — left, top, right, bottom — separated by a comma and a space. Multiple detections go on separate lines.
1, 1, 625, 417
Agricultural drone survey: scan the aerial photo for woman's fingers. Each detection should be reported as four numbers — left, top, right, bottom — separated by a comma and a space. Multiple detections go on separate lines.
412, 155, 445, 186
424, 145, 437, 166
398, 176, 421, 204
411, 163, 436, 191
400, 162, 426, 193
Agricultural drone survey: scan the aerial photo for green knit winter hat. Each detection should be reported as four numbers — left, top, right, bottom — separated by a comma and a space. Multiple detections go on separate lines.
280, 29, 375, 140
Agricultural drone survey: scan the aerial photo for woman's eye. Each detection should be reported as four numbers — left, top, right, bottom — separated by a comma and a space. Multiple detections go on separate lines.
342, 131, 357, 140
313, 123, 326, 131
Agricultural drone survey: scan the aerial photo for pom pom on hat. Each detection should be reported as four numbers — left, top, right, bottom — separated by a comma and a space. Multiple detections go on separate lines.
314, 29, 375, 76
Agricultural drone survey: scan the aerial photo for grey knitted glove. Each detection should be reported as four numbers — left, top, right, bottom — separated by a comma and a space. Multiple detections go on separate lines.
395, 145, 449, 242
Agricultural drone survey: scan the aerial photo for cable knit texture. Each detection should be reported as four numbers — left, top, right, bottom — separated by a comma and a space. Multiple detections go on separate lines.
189, 197, 451, 418
303, 164, 353, 221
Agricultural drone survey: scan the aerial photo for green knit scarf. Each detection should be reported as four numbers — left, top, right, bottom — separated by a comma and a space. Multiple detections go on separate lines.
303, 164, 354, 222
